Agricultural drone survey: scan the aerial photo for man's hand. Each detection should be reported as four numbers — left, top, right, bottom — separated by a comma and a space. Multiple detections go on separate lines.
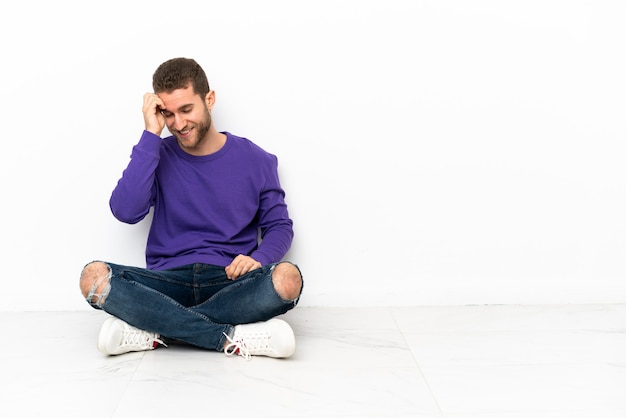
225, 255, 262, 280
142, 93, 166, 136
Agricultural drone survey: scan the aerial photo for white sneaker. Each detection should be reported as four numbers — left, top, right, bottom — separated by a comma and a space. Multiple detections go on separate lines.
97, 317, 166, 355
224, 318, 296, 360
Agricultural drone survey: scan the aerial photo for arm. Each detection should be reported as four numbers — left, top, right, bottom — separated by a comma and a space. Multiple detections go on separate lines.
225, 156, 294, 279
109, 131, 161, 224
252, 179, 294, 264
109, 93, 166, 224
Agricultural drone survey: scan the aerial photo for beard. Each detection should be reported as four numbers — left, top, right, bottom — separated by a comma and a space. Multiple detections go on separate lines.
194, 109, 212, 144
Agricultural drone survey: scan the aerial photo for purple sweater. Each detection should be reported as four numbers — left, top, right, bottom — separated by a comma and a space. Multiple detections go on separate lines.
110, 131, 294, 270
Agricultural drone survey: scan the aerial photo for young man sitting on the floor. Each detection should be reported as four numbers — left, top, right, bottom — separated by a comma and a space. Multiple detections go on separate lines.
79, 57, 303, 359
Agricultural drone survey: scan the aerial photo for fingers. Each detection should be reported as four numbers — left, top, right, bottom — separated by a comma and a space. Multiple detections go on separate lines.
225, 255, 262, 280
142, 93, 166, 136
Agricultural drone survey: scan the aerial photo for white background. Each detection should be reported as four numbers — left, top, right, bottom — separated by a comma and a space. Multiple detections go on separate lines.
1, 0, 624, 311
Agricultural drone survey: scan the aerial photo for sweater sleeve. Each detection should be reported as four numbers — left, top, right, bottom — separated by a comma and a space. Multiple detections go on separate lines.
109, 131, 162, 224
249, 155, 294, 264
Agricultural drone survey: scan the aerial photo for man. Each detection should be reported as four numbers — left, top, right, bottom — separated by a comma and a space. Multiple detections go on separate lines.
79, 57, 302, 360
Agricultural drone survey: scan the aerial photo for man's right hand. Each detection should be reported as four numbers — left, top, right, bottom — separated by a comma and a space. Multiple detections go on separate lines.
142, 93, 166, 136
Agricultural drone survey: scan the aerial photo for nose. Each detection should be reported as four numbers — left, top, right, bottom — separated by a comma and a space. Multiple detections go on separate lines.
173, 113, 186, 131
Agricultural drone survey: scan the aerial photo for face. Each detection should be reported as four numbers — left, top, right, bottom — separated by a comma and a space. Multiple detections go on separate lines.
158, 85, 214, 153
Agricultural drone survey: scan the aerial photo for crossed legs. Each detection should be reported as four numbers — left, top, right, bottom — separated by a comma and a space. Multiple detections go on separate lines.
79, 260, 303, 357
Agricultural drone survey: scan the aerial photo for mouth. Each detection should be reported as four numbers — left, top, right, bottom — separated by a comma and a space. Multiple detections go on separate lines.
177, 127, 193, 139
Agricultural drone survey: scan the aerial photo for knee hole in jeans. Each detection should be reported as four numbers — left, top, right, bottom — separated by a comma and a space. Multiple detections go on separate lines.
80, 261, 112, 307
271, 262, 303, 301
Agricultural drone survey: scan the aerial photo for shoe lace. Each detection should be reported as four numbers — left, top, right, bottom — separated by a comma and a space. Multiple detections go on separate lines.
223, 332, 253, 360
123, 324, 166, 349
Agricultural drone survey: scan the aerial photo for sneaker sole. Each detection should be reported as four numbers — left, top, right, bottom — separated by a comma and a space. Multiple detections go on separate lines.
97, 317, 117, 355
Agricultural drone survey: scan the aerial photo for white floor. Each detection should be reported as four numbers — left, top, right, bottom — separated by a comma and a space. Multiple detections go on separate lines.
1, 304, 625, 417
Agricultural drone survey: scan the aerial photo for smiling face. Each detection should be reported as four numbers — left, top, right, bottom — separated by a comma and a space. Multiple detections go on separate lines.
158, 84, 216, 155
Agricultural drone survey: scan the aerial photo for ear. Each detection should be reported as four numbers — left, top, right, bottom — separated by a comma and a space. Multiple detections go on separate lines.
205, 90, 215, 110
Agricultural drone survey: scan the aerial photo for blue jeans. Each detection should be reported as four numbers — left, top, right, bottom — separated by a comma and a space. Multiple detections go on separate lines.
84, 261, 302, 351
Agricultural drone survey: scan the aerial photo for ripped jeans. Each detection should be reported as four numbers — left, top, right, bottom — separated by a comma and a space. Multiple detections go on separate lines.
82, 261, 302, 351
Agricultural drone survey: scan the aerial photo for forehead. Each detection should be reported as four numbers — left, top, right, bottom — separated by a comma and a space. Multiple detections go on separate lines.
158, 85, 202, 109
